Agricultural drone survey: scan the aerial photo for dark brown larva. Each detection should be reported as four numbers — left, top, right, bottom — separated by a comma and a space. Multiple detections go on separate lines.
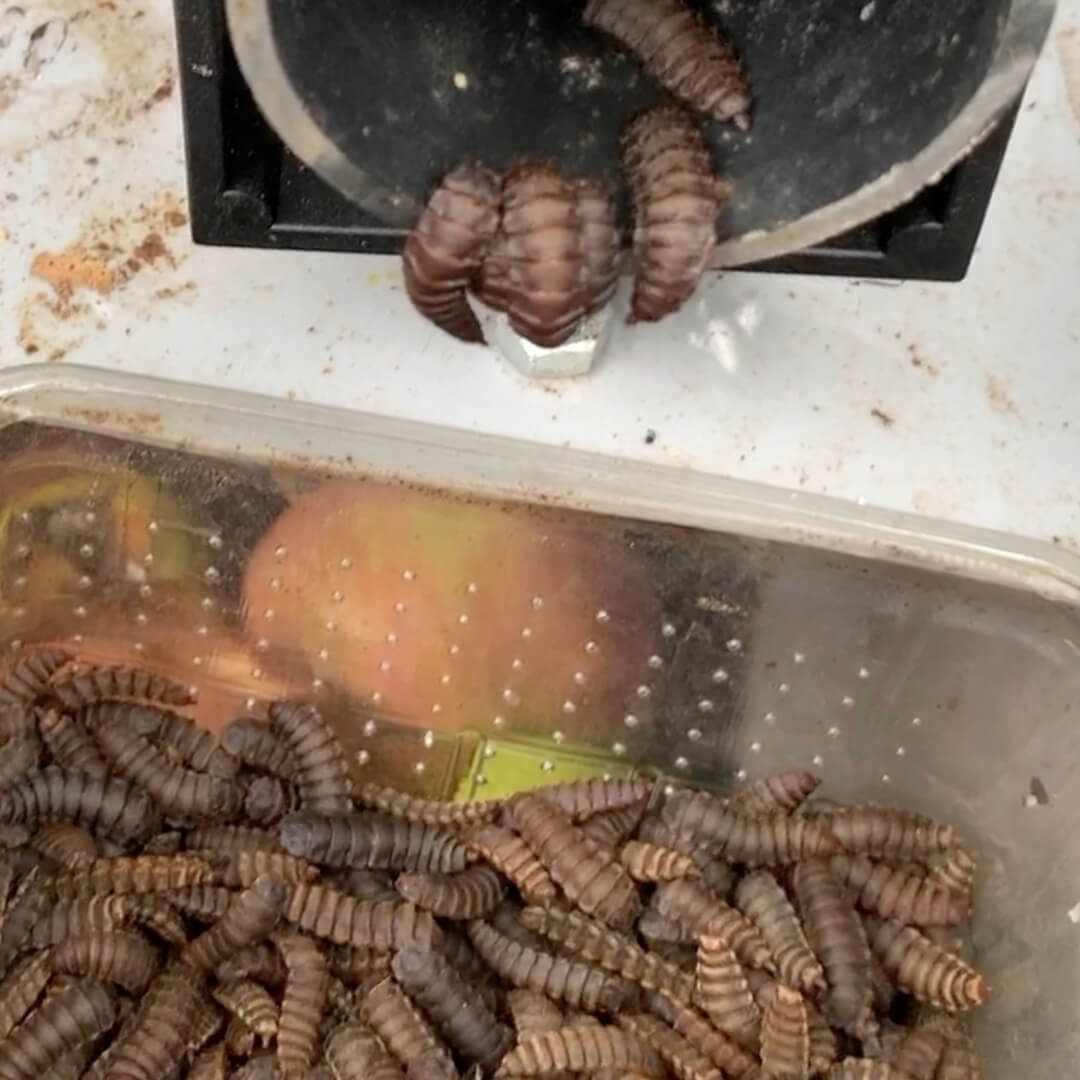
35, 710, 108, 779
31, 822, 98, 871
283, 885, 443, 952
466, 918, 635, 1013
392, 945, 513, 1068
651, 880, 774, 972
211, 849, 318, 889
819, 808, 955, 860
619, 104, 726, 324
32, 894, 187, 949
185, 824, 282, 854
574, 178, 620, 316
617, 1011, 724, 1080
224, 1012, 256, 1057
520, 906, 694, 1004
395, 864, 503, 919
38, 1042, 94, 1080
182, 873, 288, 971
662, 791, 839, 865
861, 917, 987, 1012
495, 1024, 664, 1077
827, 854, 969, 927
325, 1021, 407, 1080
582, 0, 752, 127
0, 979, 115, 1080
694, 931, 759, 1049
534, 778, 654, 822
0, 648, 73, 706
619, 840, 698, 883
0, 867, 50, 970
161, 884, 234, 922
356, 783, 501, 829
0, 767, 160, 845
217, 943, 290, 987
188, 1040, 227, 1080
580, 804, 647, 852
85, 711, 241, 822
826, 1060, 911, 1080
921, 1013, 978, 1080
244, 775, 291, 825
123, 704, 237, 779
53, 853, 216, 899
467, 825, 558, 905
887, 1015, 946, 1080
267, 702, 353, 815
508, 794, 640, 930
188, 997, 226, 1057
638, 907, 692, 947
0, 952, 53, 1039
791, 860, 876, 1047
279, 812, 471, 874
212, 978, 279, 1044
222, 719, 297, 779
499, 162, 588, 349
403, 162, 501, 344
337, 867, 397, 900
746, 974, 836, 1076
734, 871, 825, 995
0, 729, 40, 788
50, 929, 159, 993
274, 932, 330, 1080
637, 820, 734, 894
760, 983, 810, 1080
506, 988, 564, 1039
329, 944, 393, 989
727, 772, 822, 816
359, 975, 457, 1080
231, 1052, 280, 1080
47, 665, 194, 710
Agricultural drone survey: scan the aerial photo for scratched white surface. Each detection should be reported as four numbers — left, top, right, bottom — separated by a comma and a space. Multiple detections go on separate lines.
0, 0, 1078, 549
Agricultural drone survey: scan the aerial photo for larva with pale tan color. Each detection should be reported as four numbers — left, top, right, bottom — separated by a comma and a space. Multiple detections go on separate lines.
359, 975, 457, 1080
403, 163, 501, 344
52, 853, 216, 899
620, 840, 699, 883
616, 1011, 724, 1080
275, 931, 330, 1080
50, 929, 160, 993
495, 1024, 664, 1077
0, 952, 53, 1040
815, 808, 955, 860
643, 992, 760, 1079
760, 983, 810, 1080
694, 930, 759, 1050
827, 854, 968, 927
212, 978, 279, 1045
324, 1021, 407, 1080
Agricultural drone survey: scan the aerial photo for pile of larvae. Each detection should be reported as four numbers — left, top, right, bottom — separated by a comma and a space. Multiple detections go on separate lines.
404, 0, 753, 345
0, 646, 984, 1080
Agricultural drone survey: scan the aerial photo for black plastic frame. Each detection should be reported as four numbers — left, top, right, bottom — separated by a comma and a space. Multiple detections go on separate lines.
174, 0, 1020, 283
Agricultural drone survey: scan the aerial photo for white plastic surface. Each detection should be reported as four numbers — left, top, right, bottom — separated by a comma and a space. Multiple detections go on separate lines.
0, 0, 1078, 549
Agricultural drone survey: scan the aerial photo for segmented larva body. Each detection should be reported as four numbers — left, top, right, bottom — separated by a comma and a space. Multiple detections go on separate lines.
356, 783, 501, 828
232, 1053, 279, 1080
212, 978, 279, 1044
759, 983, 809, 1080
279, 812, 472, 873
225, 1013, 256, 1056
32, 822, 98, 871
467, 919, 634, 1013
734, 871, 825, 995
47, 665, 194, 710
360, 975, 457, 1080
826, 1060, 911, 1080
38, 1042, 94, 1080
403, 162, 501, 344
396, 864, 504, 919
499, 162, 589, 348
188, 1040, 227, 1080
520, 906, 694, 1003
662, 791, 839, 865
791, 860, 876, 1045
496, 1024, 664, 1077
536, 777, 654, 822
35, 710, 107, 779
509, 794, 640, 930
819, 809, 955, 860
861, 917, 987, 1012
182, 873, 288, 971
582, 0, 751, 127
925, 847, 977, 901
581, 805, 647, 852
617, 1011, 724, 1080
652, 880, 775, 972
0, 867, 51, 967
105, 963, 207, 1080
574, 178, 621, 315
85, 713, 241, 822
0, 952, 53, 1040
619, 104, 725, 324
53, 853, 216, 899
337, 867, 396, 900
468, 825, 558, 905
827, 855, 969, 927
163, 884, 234, 922
205, 850, 318, 889
507, 989, 564, 1039
637, 820, 733, 893
392, 945, 513, 1068
638, 907, 691, 947
267, 702, 353, 815
0, 648, 73, 706
921, 1014, 978, 1080
50, 929, 160, 993
620, 841, 698, 883
887, 1018, 947, 1080
0, 979, 115, 1080
749, 971, 838, 1076
283, 886, 443, 952
694, 931, 759, 1049
325, 1022, 406, 1080
243, 773, 291, 825
0, 729, 40, 787
188, 996, 226, 1056
32, 894, 187, 949
185, 825, 281, 854
217, 943, 290, 987
0, 767, 160, 845
727, 772, 822, 816
274, 932, 330, 1080
222, 720, 297, 779
124, 704, 237, 779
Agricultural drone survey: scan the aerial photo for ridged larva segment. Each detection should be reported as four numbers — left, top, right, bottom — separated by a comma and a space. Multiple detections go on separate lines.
359, 975, 457, 1080
182, 873, 288, 971
619, 105, 724, 324
826, 1060, 912, 1080
218, 943, 290, 987
508, 794, 640, 930
53, 853, 216, 899
222, 719, 297, 779
759, 983, 810, 1080
207, 849, 318, 889
31, 822, 98, 871
819, 808, 955, 860
862, 917, 987, 1012
242, 774, 289, 825
275, 932, 330, 1080
620, 840, 699, 883
616, 1011, 725, 1080
534, 778, 653, 822
324, 1021, 407, 1080
0, 648, 73, 706
827, 854, 969, 927
495, 1024, 664, 1077
185, 825, 281, 855
887, 1017, 947, 1080
726, 772, 822, 816
0, 868, 50, 969
403, 162, 501, 344
506, 989, 564, 1039
466, 919, 635, 1013
35, 710, 108, 780
122, 704, 237, 779
268, 701, 353, 815
574, 178, 620, 316
467, 825, 558, 905
32, 894, 187, 949
187, 1040, 227, 1080
395, 864, 504, 919
921, 1013, 979, 1080
0, 952, 54, 1040
162, 884, 234, 922
582, 0, 752, 126
47, 665, 194, 710
734, 871, 825, 994
643, 992, 761, 1079
925, 847, 977, 903
356, 783, 501, 828
50, 929, 160, 993
283, 885, 443, 952
694, 931, 759, 1050
212, 978, 280, 1045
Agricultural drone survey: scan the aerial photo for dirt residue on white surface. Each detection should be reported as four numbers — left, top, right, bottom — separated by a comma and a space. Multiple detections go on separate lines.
985, 374, 1020, 416
1057, 19, 1080, 128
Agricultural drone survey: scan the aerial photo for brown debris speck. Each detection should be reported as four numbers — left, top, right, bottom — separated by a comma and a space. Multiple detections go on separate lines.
870, 409, 895, 428
30, 249, 117, 298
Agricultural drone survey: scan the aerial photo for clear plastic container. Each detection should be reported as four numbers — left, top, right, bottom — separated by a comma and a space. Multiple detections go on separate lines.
1, 363, 1078, 1075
